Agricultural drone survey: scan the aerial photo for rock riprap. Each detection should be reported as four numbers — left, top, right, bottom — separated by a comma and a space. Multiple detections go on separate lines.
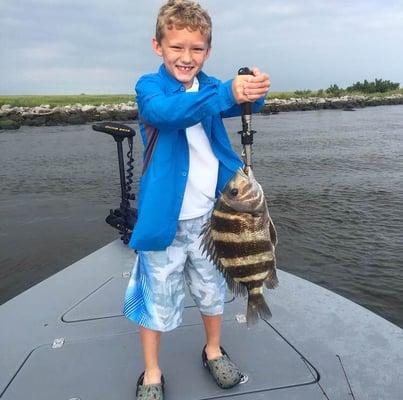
1, 94, 403, 130
261, 94, 403, 114
0, 102, 138, 130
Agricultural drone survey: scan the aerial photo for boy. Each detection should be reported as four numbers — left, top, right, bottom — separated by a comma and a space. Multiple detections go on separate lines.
123, 1, 270, 398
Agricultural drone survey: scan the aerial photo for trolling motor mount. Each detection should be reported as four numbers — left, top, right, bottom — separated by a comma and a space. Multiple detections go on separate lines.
92, 122, 137, 244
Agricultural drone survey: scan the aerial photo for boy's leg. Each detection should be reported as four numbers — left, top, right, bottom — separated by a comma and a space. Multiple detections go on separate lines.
140, 326, 162, 384
201, 313, 223, 360
123, 232, 188, 389
184, 212, 243, 388
183, 212, 226, 359
186, 212, 243, 389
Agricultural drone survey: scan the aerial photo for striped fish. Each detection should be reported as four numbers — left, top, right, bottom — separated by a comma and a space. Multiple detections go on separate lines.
200, 167, 278, 325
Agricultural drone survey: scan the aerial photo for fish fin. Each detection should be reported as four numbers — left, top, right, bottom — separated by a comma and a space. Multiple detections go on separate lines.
268, 215, 278, 247
221, 269, 248, 297
199, 219, 213, 255
200, 219, 220, 266
263, 197, 278, 247
200, 217, 248, 297
264, 269, 279, 289
199, 219, 210, 242
246, 293, 272, 325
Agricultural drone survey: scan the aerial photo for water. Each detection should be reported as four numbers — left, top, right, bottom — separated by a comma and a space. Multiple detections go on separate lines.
1, 106, 402, 327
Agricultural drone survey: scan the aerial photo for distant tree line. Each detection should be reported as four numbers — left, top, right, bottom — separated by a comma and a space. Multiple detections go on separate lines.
346, 79, 400, 93
291, 79, 400, 98
325, 79, 400, 96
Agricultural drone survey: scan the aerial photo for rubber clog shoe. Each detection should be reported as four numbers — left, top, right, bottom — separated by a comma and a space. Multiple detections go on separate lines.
136, 371, 165, 400
202, 345, 243, 389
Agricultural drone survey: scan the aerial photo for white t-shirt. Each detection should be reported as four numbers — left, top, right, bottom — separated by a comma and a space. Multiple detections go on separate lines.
179, 77, 219, 220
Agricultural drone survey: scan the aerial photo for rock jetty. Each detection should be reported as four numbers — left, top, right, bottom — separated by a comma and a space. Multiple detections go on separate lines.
0, 102, 138, 130
1, 94, 403, 130
261, 94, 403, 114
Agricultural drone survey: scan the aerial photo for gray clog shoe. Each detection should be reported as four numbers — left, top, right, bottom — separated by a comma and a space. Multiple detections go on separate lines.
202, 345, 243, 389
136, 371, 165, 400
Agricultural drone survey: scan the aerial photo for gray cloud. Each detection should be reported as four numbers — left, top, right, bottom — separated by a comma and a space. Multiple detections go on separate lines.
1, 0, 402, 94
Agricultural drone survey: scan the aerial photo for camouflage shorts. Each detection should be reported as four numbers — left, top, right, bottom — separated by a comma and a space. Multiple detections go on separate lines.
123, 211, 226, 332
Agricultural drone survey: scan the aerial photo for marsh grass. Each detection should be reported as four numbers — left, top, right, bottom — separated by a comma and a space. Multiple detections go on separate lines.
0, 94, 134, 107
267, 88, 403, 100
1, 89, 403, 107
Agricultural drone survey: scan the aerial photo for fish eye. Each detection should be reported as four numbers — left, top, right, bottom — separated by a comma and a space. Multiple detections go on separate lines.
230, 188, 239, 197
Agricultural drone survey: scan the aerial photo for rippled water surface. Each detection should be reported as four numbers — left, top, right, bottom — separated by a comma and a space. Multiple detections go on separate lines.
1, 105, 402, 326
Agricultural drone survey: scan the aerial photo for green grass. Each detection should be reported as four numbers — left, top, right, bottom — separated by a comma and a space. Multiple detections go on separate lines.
267, 88, 403, 100
1, 89, 402, 107
0, 94, 134, 107
355, 88, 403, 98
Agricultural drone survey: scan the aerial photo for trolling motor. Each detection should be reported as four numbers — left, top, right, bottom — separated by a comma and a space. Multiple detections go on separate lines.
92, 122, 137, 244
238, 67, 256, 170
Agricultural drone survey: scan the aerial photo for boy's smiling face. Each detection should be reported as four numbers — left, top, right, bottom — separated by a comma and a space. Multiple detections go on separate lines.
152, 26, 210, 89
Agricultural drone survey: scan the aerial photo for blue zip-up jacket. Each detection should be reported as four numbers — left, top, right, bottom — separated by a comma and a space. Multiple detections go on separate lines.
128, 64, 264, 251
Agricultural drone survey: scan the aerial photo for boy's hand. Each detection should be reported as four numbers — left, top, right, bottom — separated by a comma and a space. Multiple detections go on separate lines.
232, 67, 270, 104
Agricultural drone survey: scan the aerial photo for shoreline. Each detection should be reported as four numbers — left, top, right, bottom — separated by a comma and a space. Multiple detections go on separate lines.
1, 94, 403, 130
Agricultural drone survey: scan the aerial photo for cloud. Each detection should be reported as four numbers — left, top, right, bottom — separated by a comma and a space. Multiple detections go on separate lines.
1, 0, 402, 94
18, 43, 74, 62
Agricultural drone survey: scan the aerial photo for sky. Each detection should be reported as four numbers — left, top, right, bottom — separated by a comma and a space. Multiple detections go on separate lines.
1, 0, 403, 94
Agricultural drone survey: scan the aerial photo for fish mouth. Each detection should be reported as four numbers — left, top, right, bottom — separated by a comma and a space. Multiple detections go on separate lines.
240, 166, 255, 180
239, 167, 249, 177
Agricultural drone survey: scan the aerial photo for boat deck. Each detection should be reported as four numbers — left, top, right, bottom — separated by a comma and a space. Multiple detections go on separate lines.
1, 240, 402, 399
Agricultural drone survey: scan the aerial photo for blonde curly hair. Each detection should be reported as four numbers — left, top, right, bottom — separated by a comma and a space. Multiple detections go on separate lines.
155, 0, 212, 47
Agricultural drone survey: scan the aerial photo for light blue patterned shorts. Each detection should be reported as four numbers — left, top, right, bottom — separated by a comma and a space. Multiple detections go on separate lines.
123, 211, 226, 332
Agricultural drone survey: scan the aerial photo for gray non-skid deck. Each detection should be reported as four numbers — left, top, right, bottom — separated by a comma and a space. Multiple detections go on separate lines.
1, 240, 402, 399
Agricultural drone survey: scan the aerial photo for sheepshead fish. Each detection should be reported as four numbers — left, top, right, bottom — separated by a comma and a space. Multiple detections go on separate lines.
200, 167, 278, 325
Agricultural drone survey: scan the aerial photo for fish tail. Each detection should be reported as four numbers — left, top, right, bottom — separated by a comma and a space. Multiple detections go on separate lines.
246, 292, 272, 325
264, 270, 279, 289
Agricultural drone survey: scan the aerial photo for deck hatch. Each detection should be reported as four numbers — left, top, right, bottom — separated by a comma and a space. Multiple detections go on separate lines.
62, 276, 233, 323
1, 320, 319, 400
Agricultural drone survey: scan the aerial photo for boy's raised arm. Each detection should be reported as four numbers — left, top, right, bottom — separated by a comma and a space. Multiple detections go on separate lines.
221, 68, 270, 118
136, 76, 237, 130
